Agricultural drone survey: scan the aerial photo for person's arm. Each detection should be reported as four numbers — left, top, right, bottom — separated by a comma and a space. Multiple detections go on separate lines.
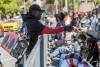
32, 20, 73, 34
41, 26, 64, 34
40, 25, 73, 34
86, 30, 100, 39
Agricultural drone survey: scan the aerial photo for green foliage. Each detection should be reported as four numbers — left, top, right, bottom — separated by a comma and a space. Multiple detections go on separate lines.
76, 0, 81, 5
68, 0, 73, 5
68, 0, 81, 5
26, 1, 31, 8
9, 2, 22, 13
93, 0, 100, 4
46, 0, 54, 4
0, 0, 23, 14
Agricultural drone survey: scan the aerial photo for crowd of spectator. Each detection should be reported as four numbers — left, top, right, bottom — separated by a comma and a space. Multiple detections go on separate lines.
47, 5, 100, 67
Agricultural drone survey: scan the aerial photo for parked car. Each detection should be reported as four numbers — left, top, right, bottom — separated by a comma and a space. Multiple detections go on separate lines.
1, 20, 20, 31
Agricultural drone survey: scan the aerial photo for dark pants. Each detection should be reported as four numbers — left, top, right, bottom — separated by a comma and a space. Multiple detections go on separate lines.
26, 36, 38, 55
87, 47, 99, 66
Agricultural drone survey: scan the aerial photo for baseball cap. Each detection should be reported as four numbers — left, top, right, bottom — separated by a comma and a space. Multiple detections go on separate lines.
29, 4, 44, 13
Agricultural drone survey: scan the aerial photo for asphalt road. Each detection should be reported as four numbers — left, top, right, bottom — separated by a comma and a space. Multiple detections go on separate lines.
0, 32, 17, 67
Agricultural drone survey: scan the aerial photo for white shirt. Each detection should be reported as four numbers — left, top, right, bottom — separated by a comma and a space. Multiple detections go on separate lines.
90, 17, 98, 31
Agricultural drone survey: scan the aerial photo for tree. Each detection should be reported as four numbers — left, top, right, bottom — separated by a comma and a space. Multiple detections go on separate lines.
0, 0, 23, 14
68, 0, 73, 5
93, 0, 100, 4
46, 0, 54, 4
9, 2, 22, 13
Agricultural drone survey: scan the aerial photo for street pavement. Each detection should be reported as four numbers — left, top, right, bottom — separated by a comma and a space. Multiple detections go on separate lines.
0, 32, 17, 67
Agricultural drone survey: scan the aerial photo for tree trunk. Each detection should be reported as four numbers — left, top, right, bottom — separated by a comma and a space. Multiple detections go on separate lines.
73, 0, 76, 13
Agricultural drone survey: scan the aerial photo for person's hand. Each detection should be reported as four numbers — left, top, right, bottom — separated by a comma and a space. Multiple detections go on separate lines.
72, 26, 79, 32
78, 27, 87, 32
64, 25, 73, 32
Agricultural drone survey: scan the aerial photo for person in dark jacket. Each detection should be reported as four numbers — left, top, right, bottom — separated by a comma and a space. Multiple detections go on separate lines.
23, 4, 74, 55
79, 27, 100, 66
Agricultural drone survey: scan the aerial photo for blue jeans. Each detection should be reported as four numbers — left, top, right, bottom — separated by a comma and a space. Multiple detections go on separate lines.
58, 54, 68, 67
50, 46, 65, 58
60, 60, 69, 67
76, 32, 87, 40
71, 34, 75, 42
72, 43, 80, 52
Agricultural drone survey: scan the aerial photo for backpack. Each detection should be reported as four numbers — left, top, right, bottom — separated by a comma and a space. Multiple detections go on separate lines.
95, 18, 100, 32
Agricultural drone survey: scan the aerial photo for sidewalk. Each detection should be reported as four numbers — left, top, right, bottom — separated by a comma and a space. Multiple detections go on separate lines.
0, 47, 17, 67
0, 32, 17, 67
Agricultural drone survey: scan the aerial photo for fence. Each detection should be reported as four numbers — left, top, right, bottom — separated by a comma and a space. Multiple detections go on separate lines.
23, 34, 48, 67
